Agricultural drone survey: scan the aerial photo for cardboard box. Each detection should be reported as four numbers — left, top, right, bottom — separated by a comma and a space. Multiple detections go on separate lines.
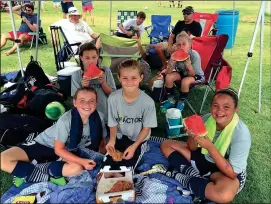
96, 166, 135, 203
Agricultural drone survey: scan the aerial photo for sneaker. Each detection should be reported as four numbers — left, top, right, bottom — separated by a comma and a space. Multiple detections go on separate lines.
141, 164, 168, 175
13, 176, 25, 188
160, 100, 175, 113
176, 101, 185, 111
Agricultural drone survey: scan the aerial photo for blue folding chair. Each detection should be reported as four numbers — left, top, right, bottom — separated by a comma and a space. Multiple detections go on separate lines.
145, 15, 173, 44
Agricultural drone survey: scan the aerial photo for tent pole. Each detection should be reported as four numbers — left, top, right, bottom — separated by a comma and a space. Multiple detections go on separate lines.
7, 1, 24, 77
238, 1, 265, 113
231, 1, 235, 54
258, 3, 264, 113
34, 0, 41, 61
109, 0, 112, 35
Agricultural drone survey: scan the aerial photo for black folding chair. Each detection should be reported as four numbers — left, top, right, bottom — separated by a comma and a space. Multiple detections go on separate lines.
50, 26, 81, 71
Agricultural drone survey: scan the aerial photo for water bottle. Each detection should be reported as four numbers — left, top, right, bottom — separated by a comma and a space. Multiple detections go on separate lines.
159, 32, 163, 42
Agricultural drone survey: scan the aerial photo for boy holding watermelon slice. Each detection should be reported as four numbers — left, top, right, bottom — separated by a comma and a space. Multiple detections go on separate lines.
161, 31, 204, 111
152, 88, 251, 203
79, 42, 116, 122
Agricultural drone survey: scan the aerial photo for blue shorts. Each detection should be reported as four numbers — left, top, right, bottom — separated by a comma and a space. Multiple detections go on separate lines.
61, 1, 74, 14
168, 150, 246, 193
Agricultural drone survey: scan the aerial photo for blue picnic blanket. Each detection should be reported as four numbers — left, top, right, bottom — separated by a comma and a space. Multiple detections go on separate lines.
1, 141, 193, 203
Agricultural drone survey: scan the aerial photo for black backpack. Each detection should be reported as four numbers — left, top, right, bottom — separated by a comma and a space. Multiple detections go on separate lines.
24, 56, 51, 89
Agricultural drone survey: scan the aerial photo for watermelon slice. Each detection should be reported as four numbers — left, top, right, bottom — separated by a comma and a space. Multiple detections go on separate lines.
183, 115, 207, 137
171, 49, 189, 62
84, 64, 103, 79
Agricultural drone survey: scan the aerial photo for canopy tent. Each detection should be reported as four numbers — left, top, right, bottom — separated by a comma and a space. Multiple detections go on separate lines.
7, 0, 41, 77
7, 1, 266, 112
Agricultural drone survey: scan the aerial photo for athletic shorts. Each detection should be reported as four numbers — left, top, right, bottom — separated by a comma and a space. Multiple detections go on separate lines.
8, 31, 33, 43
103, 136, 147, 170
173, 71, 205, 84
168, 150, 247, 193
114, 32, 132, 39
17, 141, 60, 163
82, 4, 93, 12
61, 1, 74, 14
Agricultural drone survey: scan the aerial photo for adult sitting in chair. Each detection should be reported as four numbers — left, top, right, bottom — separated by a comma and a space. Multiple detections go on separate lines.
115, 11, 146, 39
1, 3, 37, 56
156, 88, 251, 203
51, 6, 100, 53
154, 6, 202, 70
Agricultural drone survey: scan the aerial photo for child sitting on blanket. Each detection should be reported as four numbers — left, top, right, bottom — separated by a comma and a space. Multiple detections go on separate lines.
1, 87, 107, 187
150, 88, 251, 203
160, 31, 205, 111
80, 42, 116, 123
104, 59, 157, 169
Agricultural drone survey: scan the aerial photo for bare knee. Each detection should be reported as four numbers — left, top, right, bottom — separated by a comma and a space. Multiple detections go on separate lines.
160, 140, 175, 157
215, 190, 236, 203
62, 162, 83, 177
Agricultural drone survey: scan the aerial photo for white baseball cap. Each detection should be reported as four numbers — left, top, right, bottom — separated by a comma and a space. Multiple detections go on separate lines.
68, 7, 81, 16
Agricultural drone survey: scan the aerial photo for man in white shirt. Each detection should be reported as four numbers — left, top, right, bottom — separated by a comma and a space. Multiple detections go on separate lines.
51, 7, 100, 53
115, 11, 146, 39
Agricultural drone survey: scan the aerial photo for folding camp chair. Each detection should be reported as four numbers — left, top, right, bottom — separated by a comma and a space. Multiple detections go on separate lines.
145, 15, 174, 44
28, 27, 48, 49
50, 26, 81, 71
180, 34, 231, 114
193, 12, 218, 36
99, 33, 141, 73
110, 10, 138, 35
99, 33, 151, 83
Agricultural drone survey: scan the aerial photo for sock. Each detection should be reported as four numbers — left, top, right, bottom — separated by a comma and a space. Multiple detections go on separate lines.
48, 161, 65, 178
11, 161, 49, 183
189, 177, 210, 199
179, 91, 189, 101
166, 87, 174, 100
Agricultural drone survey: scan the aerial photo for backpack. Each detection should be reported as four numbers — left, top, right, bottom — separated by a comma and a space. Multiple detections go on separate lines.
0, 112, 54, 148
24, 56, 51, 89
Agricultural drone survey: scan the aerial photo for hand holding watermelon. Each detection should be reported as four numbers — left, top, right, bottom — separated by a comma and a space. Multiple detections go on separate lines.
183, 115, 208, 138
84, 64, 103, 80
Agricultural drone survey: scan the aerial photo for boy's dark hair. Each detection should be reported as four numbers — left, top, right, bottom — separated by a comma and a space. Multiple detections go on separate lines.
78, 42, 99, 71
73, 87, 97, 101
118, 59, 143, 76
25, 3, 34, 11
137, 11, 146, 19
213, 88, 239, 107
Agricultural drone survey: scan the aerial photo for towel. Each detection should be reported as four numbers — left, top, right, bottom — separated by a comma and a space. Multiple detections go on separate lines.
69, 108, 102, 152
202, 113, 239, 156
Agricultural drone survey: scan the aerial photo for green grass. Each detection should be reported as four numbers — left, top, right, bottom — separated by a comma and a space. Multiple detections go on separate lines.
1, 1, 271, 203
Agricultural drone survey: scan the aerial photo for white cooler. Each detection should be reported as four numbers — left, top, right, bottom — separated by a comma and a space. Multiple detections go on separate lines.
57, 66, 81, 97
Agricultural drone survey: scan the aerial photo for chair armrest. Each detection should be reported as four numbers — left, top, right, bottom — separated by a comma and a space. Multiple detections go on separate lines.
144, 25, 152, 31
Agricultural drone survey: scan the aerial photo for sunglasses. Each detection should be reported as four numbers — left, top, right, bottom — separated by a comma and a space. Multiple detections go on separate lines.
183, 12, 192, 15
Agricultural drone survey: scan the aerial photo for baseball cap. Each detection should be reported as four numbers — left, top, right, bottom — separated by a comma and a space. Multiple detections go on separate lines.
68, 7, 81, 16
182, 6, 194, 15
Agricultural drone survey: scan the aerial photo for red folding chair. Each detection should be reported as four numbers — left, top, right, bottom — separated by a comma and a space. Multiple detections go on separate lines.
183, 34, 232, 114
193, 12, 218, 37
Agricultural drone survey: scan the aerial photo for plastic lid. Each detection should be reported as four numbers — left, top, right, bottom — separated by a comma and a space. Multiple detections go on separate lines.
166, 108, 182, 119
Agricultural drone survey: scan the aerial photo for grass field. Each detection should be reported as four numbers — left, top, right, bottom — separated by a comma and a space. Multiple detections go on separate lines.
1, 1, 271, 203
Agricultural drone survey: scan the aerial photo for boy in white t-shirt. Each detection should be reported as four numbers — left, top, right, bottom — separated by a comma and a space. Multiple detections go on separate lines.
115, 11, 146, 39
